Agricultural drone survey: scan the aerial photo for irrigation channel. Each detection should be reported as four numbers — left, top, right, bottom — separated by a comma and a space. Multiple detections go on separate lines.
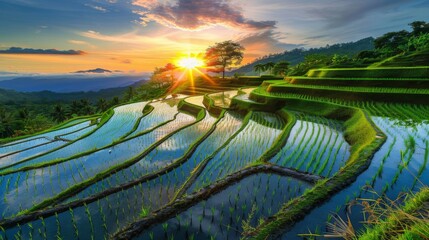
0, 93, 428, 240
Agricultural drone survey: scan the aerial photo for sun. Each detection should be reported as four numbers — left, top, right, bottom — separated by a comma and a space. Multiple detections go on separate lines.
177, 57, 204, 69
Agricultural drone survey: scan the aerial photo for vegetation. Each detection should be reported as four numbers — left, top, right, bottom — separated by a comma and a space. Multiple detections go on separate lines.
1, 20, 428, 240
205, 40, 245, 79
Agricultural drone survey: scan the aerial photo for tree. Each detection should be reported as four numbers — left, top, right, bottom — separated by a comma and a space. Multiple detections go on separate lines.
17, 108, 30, 121
406, 33, 429, 52
70, 100, 81, 115
0, 107, 15, 137
124, 87, 136, 102
374, 30, 409, 54
79, 99, 93, 115
253, 63, 265, 75
409, 21, 429, 36
96, 98, 108, 113
51, 104, 67, 123
263, 62, 276, 74
110, 97, 120, 107
272, 61, 290, 76
205, 40, 244, 79
331, 54, 350, 65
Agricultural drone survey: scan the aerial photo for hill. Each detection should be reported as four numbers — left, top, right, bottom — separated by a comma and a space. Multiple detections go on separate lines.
0, 75, 147, 93
0, 80, 146, 104
230, 37, 374, 75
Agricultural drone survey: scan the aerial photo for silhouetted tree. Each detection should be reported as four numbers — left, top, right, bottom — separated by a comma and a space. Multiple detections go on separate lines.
272, 61, 290, 76
409, 21, 429, 36
0, 107, 15, 137
70, 100, 81, 115
51, 104, 67, 123
124, 87, 136, 102
79, 99, 93, 115
263, 62, 276, 74
96, 98, 108, 112
253, 63, 265, 75
374, 30, 409, 54
205, 40, 244, 79
110, 97, 120, 107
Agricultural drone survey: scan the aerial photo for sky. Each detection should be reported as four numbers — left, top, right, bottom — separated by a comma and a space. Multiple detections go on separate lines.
0, 0, 428, 74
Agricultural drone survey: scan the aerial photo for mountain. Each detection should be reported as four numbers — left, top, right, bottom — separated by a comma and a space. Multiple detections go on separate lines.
230, 37, 374, 75
0, 74, 148, 93
0, 80, 146, 104
73, 68, 115, 74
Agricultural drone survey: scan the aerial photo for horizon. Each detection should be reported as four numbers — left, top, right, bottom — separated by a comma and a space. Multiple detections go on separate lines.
1, 0, 428, 74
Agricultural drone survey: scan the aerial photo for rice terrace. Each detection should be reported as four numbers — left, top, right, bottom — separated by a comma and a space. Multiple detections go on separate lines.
1, 1, 429, 240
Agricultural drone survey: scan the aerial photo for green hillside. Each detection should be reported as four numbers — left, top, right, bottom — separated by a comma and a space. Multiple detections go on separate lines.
229, 37, 374, 75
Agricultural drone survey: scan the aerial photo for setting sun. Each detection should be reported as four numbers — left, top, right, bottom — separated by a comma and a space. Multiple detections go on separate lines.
177, 57, 204, 69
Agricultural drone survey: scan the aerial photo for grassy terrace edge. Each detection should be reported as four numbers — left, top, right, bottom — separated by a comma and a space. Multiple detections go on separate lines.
120, 103, 155, 140
233, 97, 386, 239
0, 99, 227, 228
0, 109, 115, 172
0, 99, 183, 175
0, 114, 100, 146
265, 83, 429, 105
113, 163, 323, 240
307, 67, 429, 79
18, 98, 206, 214
357, 187, 429, 239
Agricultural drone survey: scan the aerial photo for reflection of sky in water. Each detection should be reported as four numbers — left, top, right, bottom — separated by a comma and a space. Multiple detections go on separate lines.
282, 115, 429, 239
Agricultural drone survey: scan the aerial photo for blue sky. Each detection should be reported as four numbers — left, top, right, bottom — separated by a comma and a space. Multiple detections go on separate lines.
0, 0, 428, 73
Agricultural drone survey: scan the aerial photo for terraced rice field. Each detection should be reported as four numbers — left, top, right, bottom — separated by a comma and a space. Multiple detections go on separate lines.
0, 85, 428, 240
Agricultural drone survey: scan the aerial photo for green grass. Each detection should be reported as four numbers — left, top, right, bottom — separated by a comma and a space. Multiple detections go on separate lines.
358, 187, 429, 240
246, 100, 385, 240
0, 114, 100, 145
371, 50, 429, 67
307, 67, 429, 79
286, 76, 429, 88
268, 83, 429, 94
262, 82, 429, 105
22, 104, 205, 214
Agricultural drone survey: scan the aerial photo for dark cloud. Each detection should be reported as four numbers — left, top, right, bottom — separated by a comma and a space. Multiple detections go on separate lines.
310, 0, 409, 28
238, 30, 305, 53
133, 0, 276, 30
304, 34, 329, 40
0, 47, 86, 55
73, 68, 112, 74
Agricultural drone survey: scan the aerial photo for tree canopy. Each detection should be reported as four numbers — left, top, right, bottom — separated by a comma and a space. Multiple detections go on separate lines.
205, 40, 244, 79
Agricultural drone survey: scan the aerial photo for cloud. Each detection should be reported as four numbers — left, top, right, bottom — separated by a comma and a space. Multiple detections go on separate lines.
132, 0, 276, 31
85, 4, 108, 12
0, 47, 86, 55
68, 40, 88, 45
238, 30, 304, 53
73, 68, 112, 74
309, 0, 408, 28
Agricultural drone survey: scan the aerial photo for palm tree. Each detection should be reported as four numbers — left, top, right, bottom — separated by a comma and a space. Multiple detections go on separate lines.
96, 98, 108, 113
51, 104, 67, 123
70, 100, 81, 115
18, 108, 30, 121
110, 97, 120, 107
263, 62, 276, 74
253, 64, 265, 75
79, 99, 93, 115
0, 107, 15, 137
272, 61, 290, 76
124, 87, 135, 102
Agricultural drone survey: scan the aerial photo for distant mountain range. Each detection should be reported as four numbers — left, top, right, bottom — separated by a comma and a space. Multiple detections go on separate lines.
230, 37, 374, 75
0, 80, 146, 104
0, 73, 148, 93
73, 68, 121, 74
